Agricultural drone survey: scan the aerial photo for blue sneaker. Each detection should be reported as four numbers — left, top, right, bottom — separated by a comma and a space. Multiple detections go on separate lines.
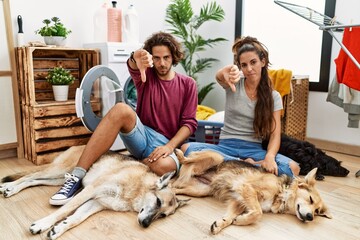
49, 173, 82, 206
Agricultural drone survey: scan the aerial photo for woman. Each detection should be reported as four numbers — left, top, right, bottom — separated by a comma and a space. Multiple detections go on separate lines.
182, 36, 300, 177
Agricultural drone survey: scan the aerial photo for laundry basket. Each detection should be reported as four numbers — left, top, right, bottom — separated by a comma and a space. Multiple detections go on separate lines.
187, 120, 224, 144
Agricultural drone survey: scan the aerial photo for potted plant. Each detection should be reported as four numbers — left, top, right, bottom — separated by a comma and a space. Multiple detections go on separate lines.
35, 17, 72, 46
46, 66, 75, 101
165, 0, 227, 104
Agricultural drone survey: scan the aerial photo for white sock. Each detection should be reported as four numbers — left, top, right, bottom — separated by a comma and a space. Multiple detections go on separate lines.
71, 167, 87, 179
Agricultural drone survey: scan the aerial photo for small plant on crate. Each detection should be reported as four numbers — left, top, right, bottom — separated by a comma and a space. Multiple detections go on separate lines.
35, 17, 72, 46
46, 66, 75, 101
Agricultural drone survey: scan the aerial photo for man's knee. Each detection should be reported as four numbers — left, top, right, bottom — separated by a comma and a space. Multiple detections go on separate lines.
289, 161, 300, 176
180, 143, 189, 154
111, 102, 133, 117
144, 157, 177, 176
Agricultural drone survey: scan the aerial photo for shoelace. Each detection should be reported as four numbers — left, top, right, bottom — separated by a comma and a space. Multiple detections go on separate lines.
57, 173, 79, 194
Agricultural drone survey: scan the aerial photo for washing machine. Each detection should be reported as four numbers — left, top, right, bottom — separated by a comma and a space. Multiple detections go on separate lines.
76, 42, 141, 150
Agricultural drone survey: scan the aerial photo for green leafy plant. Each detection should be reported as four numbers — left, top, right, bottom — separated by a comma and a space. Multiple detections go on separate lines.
35, 17, 72, 38
165, 0, 227, 104
46, 66, 75, 85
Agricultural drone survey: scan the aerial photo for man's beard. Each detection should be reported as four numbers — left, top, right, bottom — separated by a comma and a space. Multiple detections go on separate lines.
155, 65, 171, 77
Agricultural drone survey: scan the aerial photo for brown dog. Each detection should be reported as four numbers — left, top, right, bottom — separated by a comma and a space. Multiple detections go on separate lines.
1, 146, 187, 239
173, 149, 332, 234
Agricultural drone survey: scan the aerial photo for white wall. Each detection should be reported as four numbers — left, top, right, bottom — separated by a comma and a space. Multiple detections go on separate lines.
7, 0, 360, 147
9, 0, 235, 110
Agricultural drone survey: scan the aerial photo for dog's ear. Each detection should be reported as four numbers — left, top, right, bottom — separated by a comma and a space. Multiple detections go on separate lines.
176, 198, 191, 209
316, 205, 333, 219
304, 168, 318, 186
156, 171, 176, 189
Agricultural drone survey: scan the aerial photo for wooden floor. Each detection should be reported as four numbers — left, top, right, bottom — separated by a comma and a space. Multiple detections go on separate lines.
1, 152, 360, 240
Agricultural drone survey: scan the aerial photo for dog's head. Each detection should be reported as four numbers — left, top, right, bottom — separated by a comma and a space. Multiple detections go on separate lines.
137, 171, 189, 228
290, 168, 332, 222
316, 149, 350, 177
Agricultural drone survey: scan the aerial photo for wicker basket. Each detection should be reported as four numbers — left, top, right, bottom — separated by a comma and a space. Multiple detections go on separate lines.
281, 78, 309, 141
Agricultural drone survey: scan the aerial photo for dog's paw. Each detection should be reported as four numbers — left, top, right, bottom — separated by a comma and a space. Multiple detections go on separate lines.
0, 183, 17, 197
47, 223, 65, 240
0, 183, 6, 194
210, 221, 222, 235
174, 149, 185, 162
29, 219, 53, 235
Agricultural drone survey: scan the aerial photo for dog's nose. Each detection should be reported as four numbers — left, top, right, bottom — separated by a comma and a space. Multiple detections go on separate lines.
305, 213, 313, 221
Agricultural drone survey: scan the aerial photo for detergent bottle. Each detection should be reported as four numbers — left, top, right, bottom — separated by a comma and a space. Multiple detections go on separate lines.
107, 1, 122, 42
93, 1, 108, 42
124, 4, 140, 43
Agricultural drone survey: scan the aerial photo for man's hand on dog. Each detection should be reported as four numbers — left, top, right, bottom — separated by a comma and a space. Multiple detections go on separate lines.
147, 145, 174, 162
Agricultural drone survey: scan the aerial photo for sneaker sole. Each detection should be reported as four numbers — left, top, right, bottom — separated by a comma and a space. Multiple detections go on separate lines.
49, 188, 82, 206
49, 196, 75, 206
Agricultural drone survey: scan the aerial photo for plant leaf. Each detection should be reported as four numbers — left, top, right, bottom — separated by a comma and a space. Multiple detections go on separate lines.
198, 82, 216, 104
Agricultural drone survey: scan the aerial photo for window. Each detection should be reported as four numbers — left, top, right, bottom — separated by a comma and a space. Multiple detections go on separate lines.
235, 0, 336, 92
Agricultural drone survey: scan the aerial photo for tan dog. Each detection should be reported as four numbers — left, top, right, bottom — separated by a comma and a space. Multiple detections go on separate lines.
0, 146, 187, 240
173, 149, 332, 234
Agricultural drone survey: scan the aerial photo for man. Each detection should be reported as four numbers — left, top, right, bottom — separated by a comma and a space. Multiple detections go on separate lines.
50, 32, 198, 205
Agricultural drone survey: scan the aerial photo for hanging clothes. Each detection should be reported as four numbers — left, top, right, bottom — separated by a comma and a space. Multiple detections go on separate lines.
327, 75, 360, 128
334, 27, 360, 91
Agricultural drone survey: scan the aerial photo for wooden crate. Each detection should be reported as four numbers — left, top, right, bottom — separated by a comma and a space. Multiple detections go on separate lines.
16, 47, 99, 106
15, 47, 100, 164
281, 77, 309, 141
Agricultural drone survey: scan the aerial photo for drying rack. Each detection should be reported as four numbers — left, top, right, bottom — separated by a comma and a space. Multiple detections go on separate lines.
274, 0, 360, 70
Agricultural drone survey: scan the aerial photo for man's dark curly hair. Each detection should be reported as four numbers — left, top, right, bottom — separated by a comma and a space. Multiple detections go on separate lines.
143, 31, 184, 66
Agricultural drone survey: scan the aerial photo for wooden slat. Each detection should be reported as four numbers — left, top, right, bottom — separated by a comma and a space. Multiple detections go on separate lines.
34, 86, 79, 102
26, 47, 36, 106
35, 137, 90, 153
32, 101, 100, 117
33, 103, 77, 117
31, 48, 98, 58
33, 59, 79, 69
33, 115, 82, 130
0, 71, 12, 76
22, 104, 29, 160
34, 70, 79, 80
34, 126, 91, 140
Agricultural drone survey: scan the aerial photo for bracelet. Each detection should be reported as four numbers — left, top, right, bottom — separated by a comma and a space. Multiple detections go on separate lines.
130, 51, 136, 63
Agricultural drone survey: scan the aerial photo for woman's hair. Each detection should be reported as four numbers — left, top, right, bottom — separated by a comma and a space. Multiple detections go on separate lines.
143, 31, 184, 66
232, 36, 275, 140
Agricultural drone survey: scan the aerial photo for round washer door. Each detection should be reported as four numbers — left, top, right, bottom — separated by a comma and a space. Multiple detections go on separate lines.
75, 65, 123, 132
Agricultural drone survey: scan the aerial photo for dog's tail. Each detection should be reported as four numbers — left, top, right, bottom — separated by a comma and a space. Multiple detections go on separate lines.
1, 165, 51, 183
2, 173, 24, 183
